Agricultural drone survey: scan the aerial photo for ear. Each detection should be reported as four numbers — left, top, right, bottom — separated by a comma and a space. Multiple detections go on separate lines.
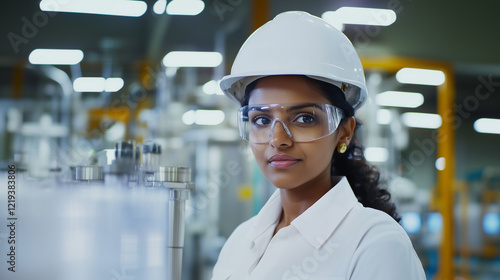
338, 117, 356, 145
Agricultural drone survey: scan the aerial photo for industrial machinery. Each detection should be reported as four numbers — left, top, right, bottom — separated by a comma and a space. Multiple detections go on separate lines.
0, 141, 194, 280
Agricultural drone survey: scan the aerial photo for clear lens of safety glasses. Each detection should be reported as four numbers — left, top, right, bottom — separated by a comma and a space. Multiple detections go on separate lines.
237, 103, 344, 143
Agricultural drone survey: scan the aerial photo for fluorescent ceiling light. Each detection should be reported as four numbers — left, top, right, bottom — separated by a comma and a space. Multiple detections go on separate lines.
202, 80, 224, 95
435, 157, 445, 171
167, 0, 204, 16
483, 213, 500, 235
320, 12, 344, 31
402, 112, 442, 129
364, 147, 388, 162
322, 7, 396, 30
376, 91, 424, 108
163, 51, 222, 67
474, 118, 500, 134
396, 68, 445, 86
105, 78, 125, 92
401, 212, 421, 234
377, 109, 393, 125
73, 77, 124, 92
182, 110, 225, 126
40, 0, 147, 17
427, 212, 443, 233
29, 49, 84, 65
153, 0, 167, 14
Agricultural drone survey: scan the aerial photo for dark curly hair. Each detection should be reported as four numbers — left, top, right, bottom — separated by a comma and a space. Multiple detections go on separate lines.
242, 75, 400, 223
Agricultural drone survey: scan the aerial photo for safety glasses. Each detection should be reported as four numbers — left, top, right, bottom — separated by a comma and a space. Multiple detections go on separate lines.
237, 102, 344, 143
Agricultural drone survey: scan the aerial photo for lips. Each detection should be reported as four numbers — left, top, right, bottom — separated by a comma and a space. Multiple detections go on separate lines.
268, 154, 301, 169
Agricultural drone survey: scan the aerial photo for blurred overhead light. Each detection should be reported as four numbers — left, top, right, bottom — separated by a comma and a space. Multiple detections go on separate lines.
182, 110, 225, 126
435, 157, 446, 171
202, 80, 224, 95
105, 78, 125, 92
396, 68, 445, 86
29, 49, 84, 65
73, 77, 124, 92
166, 0, 204, 16
377, 109, 393, 125
364, 147, 388, 162
320, 12, 344, 31
376, 91, 424, 108
401, 212, 421, 234
427, 212, 443, 233
163, 51, 222, 67
483, 213, 500, 235
322, 7, 396, 30
40, 0, 147, 17
402, 112, 442, 129
474, 118, 500, 134
153, 0, 167, 14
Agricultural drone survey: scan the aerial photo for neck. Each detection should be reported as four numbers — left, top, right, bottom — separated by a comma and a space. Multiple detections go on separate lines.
276, 173, 340, 231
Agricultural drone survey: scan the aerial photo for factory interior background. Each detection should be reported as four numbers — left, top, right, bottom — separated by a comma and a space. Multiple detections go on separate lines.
1, 0, 500, 279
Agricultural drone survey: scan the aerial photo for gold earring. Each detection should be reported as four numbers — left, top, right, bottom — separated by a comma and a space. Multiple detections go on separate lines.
337, 143, 347, 153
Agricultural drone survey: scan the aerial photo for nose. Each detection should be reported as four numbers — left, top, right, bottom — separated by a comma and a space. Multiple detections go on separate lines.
269, 119, 293, 148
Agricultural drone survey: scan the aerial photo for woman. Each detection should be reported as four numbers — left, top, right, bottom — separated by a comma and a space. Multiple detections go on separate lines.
212, 11, 426, 280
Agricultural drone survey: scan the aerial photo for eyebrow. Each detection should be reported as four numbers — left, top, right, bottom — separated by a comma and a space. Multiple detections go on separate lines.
286, 103, 324, 112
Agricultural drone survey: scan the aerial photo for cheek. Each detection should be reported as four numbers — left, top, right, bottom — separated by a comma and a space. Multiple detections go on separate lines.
250, 144, 265, 162
305, 136, 337, 168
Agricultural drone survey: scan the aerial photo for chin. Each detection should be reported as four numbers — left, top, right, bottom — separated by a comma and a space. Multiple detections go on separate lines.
264, 173, 303, 189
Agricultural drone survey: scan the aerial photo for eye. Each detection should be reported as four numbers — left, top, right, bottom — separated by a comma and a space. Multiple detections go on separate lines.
295, 114, 316, 124
253, 116, 271, 126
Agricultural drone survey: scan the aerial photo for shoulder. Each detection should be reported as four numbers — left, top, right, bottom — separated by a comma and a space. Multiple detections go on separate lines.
345, 205, 426, 279
221, 216, 256, 250
212, 216, 256, 272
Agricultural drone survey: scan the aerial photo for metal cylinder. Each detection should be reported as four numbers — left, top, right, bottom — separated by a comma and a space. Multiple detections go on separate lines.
155, 166, 191, 183
73, 166, 104, 181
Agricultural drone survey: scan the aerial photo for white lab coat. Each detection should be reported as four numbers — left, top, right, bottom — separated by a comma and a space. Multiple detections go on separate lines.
212, 177, 426, 280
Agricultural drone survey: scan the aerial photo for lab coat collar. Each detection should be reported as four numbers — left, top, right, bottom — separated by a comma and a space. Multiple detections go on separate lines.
246, 177, 359, 249
291, 177, 358, 249
246, 188, 282, 242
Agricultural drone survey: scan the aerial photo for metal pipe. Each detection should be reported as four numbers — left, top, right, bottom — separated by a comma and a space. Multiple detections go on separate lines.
168, 189, 189, 280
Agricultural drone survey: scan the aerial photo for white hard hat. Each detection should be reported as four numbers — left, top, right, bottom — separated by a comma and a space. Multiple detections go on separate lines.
220, 11, 367, 110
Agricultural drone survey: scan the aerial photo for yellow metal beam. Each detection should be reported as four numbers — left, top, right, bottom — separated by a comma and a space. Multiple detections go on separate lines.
361, 56, 456, 280
251, 0, 269, 32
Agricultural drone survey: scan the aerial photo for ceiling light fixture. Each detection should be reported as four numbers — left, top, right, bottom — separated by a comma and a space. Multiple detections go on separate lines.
364, 147, 389, 162
29, 49, 84, 65
153, 0, 167, 14
40, 0, 148, 17
163, 51, 223, 68
435, 157, 446, 171
396, 68, 446, 86
322, 7, 397, 31
73, 77, 124, 92
402, 112, 442, 129
473, 118, 500, 134
166, 0, 205, 16
376, 91, 424, 108
202, 80, 224, 95
182, 110, 225, 126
